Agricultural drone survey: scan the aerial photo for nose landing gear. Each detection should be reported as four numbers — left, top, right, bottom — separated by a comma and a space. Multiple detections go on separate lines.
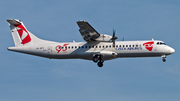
162, 58, 166, 62
161, 55, 166, 62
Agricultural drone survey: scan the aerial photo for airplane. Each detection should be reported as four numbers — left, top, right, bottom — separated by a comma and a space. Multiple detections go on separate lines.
7, 19, 175, 67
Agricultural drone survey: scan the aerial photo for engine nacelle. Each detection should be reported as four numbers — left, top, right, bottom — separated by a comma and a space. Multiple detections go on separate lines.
95, 34, 113, 42
100, 51, 117, 60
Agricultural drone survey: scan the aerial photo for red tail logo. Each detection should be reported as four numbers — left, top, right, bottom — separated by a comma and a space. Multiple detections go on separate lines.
15, 24, 31, 44
143, 41, 154, 51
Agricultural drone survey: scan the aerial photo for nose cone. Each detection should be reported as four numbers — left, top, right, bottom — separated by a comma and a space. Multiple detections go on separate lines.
169, 47, 175, 54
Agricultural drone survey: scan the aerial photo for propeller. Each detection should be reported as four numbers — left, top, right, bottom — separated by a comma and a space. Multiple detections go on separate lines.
112, 29, 118, 47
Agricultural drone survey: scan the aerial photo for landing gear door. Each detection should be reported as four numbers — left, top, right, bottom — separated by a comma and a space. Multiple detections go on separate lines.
47, 46, 52, 55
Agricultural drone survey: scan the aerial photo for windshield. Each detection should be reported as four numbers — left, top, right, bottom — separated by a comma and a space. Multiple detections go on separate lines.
157, 42, 166, 45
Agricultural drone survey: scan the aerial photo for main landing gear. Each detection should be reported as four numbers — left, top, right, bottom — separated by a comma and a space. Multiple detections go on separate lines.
93, 54, 104, 67
162, 55, 166, 62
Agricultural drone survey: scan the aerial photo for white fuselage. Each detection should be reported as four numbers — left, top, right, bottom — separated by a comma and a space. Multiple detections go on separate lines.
8, 40, 175, 61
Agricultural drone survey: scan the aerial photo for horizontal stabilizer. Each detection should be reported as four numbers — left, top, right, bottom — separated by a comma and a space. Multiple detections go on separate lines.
7, 19, 21, 26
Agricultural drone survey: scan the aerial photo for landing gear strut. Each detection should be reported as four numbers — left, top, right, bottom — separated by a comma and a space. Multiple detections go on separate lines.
93, 54, 104, 67
161, 55, 166, 62
93, 55, 99, 63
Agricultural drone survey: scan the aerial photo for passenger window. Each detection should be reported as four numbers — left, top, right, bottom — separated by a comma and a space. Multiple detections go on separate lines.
123, 45, 124, 47
75, 46, 77, 48
136, 45, 138, 47
109, 45, 111, 48
72, 46, 73, 49
116, 45, 118, 47
119, 45, 121, 47
85, 46, 87, 48
157, 42, 159, 45
89, 46, 91, 48
82, 46, 84, 48
133, 45, 134, 47
68, 46, 70, 49
106, 45, 108, 48
96, 46, 98, 48
99, 46, 101, 48
126, 45, 128, 47
129, 45, 131, 47
92, 46, 94, 48
103, 46, 105, 48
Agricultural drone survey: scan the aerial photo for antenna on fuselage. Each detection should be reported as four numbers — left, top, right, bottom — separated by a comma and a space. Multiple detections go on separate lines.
122, 37, 124, 41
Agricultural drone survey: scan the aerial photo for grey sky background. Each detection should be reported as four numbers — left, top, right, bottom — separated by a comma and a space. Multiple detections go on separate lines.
0, 0, 180, 101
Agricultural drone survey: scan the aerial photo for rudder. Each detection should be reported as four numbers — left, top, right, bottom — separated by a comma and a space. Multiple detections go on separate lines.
7, 19, 26, 46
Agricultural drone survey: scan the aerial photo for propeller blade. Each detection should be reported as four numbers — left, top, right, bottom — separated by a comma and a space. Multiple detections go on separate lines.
112, 29, 117, 47
112, 29, 117, 40
113, 29, 116, 37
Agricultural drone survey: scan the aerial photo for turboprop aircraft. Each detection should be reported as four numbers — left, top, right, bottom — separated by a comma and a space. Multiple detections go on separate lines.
7, 19, 175, 67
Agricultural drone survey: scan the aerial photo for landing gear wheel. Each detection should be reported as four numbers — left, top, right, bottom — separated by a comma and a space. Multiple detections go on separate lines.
93, 57, 99, 63
97, 62, 103, 67
92, 55, 99, 63
163, 58, 166, 62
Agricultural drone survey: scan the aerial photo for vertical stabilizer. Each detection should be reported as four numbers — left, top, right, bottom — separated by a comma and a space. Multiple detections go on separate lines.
7, 19, 46, 46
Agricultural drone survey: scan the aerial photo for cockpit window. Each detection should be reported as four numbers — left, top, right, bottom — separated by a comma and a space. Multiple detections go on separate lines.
157, 42, 166, 45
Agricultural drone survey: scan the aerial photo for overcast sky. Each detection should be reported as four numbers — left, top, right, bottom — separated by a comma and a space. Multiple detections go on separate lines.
0, 0, 180, 101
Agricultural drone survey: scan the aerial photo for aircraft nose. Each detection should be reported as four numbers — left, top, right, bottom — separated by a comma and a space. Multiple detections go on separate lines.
169, 47, 175, 54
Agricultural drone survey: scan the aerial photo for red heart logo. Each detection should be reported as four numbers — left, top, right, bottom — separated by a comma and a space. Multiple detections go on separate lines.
143, 41, 154, 51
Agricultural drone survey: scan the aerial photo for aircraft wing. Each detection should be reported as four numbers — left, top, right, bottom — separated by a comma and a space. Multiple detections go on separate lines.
77, 21, 100, 42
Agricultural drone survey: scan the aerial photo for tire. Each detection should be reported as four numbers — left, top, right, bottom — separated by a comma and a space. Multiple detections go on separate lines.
163, 58, 166, 62
97, 62, 103, 67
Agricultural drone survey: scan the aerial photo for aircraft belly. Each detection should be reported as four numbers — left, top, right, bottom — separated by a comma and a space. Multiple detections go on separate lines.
77, 52, 93, 60
51, 51, 78, 59
117, 52, 163, 58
